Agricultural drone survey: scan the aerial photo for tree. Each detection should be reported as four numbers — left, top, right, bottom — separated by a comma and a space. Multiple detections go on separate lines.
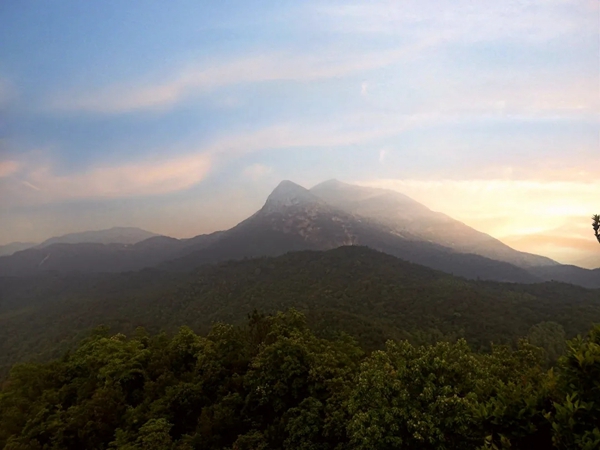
346, 339, 485, 449
548, 325, 600, 449
593, 215, 600, 244
527, 322, 567, 366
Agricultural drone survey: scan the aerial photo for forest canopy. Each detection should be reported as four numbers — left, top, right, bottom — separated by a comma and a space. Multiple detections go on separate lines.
2, 246, 600, 378
0, 310, 598, 450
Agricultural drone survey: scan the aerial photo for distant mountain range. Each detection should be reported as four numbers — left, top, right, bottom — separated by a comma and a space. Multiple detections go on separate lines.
0, 242, 37, 258
0, 227, 158, 257
36, 226, 159, 248
0, 181, 597, 287
164, 180, 542, 284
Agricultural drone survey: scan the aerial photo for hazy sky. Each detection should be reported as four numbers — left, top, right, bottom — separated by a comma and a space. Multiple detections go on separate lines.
0, 0, 598, 266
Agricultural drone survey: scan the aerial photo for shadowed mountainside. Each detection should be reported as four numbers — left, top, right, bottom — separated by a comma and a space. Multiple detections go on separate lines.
1, 246, 599, 376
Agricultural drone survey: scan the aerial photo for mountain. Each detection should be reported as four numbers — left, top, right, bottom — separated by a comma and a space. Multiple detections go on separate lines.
310, 180, 556, 268
0, 242, 36, 257
1, 246, 599, 375
0, 180, 585, 286
160, 180, 358, 270
165, 181, 540, 283
528, 264, 600, 289
0, 230, 226, 277
36, 226, 159, 248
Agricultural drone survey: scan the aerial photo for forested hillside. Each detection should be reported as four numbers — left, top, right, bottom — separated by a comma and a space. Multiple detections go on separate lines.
1, 247, 599, 377
0, 310, 598, 449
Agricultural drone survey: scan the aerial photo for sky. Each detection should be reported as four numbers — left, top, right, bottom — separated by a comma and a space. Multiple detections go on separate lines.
0, 0, 598, 267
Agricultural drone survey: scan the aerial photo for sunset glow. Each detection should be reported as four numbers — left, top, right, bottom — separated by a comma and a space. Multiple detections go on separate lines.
0, 0, 597, 266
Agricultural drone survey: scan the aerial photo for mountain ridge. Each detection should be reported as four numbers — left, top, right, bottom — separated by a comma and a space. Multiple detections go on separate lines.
0, 180, 595, 287
0, 242, 37, 258
310, 179, 557, 268
36, 226, 159, 248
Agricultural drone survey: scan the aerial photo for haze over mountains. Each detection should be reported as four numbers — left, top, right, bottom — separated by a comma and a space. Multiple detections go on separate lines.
0, 242, 37, 258
0, 180, 597, 287
36, 227, 158, 248
310, 180, 556, 268
0, 227, 158, 257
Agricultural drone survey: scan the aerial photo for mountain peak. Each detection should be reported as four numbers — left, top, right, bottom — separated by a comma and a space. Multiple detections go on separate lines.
262, 180, 322, 212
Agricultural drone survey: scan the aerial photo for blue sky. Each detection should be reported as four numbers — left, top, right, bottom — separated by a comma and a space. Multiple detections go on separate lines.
0, 0, 598, 266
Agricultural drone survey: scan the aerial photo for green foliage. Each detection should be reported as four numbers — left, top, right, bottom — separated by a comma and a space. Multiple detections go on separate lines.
2, 247, 599, 377
0, 248, 598, 448
527, 322, 567, 366
112, 419, 175, 450
548, 325, 600, 449
0, 311, 597, 450
347, 339, 483, 449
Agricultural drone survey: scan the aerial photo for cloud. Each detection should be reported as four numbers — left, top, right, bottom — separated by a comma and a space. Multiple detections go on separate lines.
2, 113, 419, 206
378, 147, 389, 163
203, 113, 426, 158
4, 99, 595, 208
440, 75, 599, 118
501, 224, 600, 267
42, 1, 597, 121
360, 81, 368, 97
360, 67, 599, 120
4, 153, 211, 204
48, 46, 423, 114
502, 232, 595, 254
313, 0, 594, 43
0, 160, 19, 178
243, 163, 273, 181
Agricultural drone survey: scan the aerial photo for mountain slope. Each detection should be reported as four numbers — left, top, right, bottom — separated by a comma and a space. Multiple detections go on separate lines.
1, 246, 598, 375
0, 231, 225, 277
0, 180, 576, 285
310, 180, 556, 268
161, 180, 359, 270
37, 226, 159, 248
528, 264, 600, 289
166, 181, 540, 283
0, 242, 36, 257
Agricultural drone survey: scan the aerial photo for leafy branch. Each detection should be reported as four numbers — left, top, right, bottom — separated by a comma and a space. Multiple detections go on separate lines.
593, 215, 600, 244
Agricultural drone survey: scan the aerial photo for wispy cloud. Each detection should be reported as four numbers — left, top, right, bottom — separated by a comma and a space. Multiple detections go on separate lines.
2, 114, 415, 206
502, 228, 598, 267
4, 153, 211, 204
312, 0, 594, 43
243, 163, 273, 181
378, 147, 389, 163
47, 46, 423, 114
205, 120, 403, 156
0, 160, 19, 178
361, 70, 599, 120
8, 97, 596, 207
